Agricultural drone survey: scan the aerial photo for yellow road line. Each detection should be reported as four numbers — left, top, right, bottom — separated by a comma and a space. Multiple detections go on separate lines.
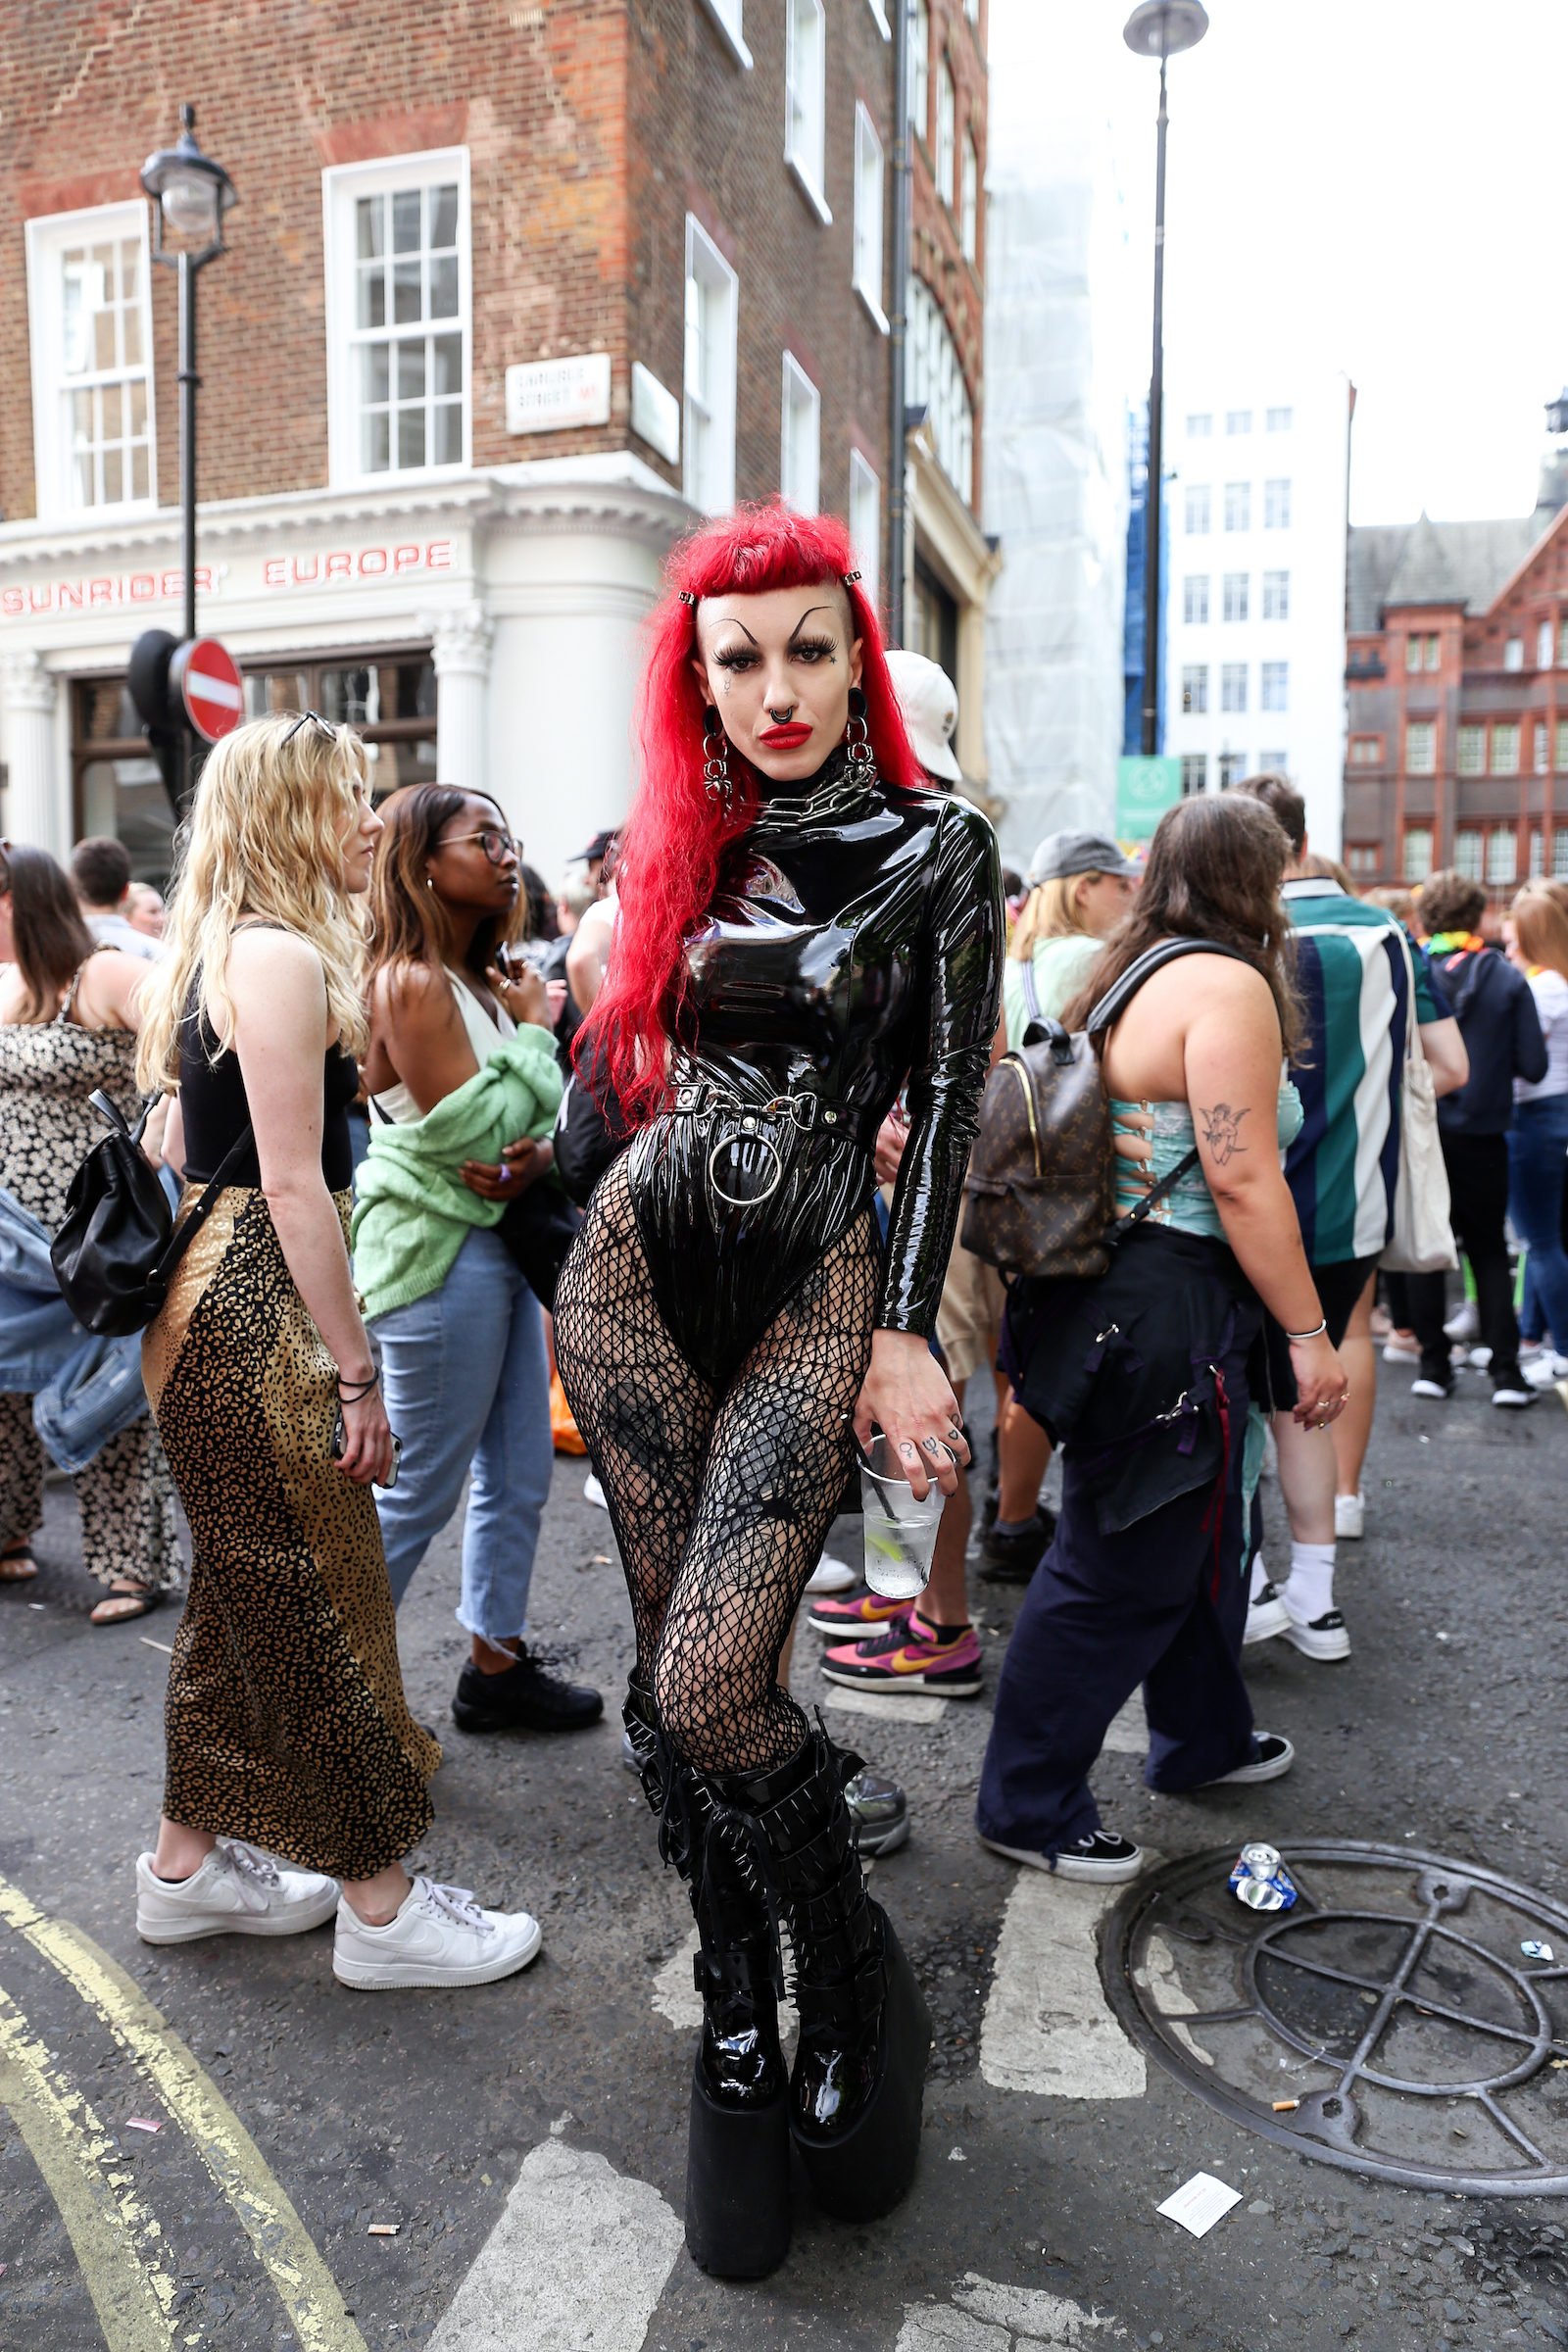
0, 1874, 368, 2352
0, 1984, 175, 2351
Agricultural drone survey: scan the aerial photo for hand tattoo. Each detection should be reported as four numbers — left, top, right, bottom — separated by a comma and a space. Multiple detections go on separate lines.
1198, 1102, 1250, 1165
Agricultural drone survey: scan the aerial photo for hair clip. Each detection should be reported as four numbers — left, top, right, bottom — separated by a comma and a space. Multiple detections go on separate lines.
843, 570, 862, 586
677, 590, 697, 607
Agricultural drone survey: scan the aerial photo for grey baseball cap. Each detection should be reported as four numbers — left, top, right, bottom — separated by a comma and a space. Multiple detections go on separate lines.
1027, 829, 1139, 885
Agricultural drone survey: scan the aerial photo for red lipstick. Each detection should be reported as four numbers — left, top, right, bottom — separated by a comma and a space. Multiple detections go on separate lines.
758, 722, 813, 749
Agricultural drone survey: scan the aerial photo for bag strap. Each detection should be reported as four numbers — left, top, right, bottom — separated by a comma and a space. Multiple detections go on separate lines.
1385, 926, 1430, 1076
1108, 1144, 1201, 1241
1020, 956, 1043, 1027
89, 1087, 156, 1149
1085, 938, 1256, 1036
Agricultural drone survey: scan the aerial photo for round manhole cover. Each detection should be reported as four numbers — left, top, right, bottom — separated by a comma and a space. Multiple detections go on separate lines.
1101, 1842, 1568, 2193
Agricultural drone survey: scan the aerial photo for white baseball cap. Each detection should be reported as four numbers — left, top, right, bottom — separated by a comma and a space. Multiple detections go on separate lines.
885, 650, 962, 784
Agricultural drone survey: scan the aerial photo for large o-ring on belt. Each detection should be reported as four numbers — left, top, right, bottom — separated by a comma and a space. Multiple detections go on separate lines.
707, 1125, 785, 1208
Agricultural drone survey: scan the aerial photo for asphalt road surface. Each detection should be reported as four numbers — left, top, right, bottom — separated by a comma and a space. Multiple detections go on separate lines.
2, 1350, 1566, 2352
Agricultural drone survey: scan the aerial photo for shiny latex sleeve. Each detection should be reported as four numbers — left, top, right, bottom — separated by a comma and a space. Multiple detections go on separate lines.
877, 795, 1004, 1334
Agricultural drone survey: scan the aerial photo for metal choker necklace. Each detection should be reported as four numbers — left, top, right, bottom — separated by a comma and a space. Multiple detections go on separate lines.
750, 752, 874, 836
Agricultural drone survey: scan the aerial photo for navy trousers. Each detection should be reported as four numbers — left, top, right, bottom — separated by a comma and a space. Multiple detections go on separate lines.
976, 1337, 1256, 1862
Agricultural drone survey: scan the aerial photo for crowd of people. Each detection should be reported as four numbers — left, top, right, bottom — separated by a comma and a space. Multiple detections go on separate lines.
2, 502, 1565, 2279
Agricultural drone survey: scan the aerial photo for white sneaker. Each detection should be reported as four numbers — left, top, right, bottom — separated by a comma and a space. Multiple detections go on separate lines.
1523, 1349, 1568, 1389
804, 1551, 858, 1595
1244, 1582, 1291, 1645
136, 1842, 340, 1944
1444, 1298, 1479, 1344
1334, 1491, 1364, 1541
333, 1878, 542, 1989
584, 1470, 609, 1510
1281, 1591, 1351, 1662
1382, 1336, 1421, 1363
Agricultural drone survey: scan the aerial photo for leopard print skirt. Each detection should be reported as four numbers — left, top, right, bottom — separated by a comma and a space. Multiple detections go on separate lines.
143, 1184, 439, 1880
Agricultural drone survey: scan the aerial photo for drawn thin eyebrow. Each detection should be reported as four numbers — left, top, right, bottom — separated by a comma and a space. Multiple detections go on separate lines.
788, 605, 835, 640
710, 616, 760, 646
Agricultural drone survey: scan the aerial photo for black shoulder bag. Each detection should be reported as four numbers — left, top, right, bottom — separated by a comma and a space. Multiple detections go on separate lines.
51, 1090, 255, 1337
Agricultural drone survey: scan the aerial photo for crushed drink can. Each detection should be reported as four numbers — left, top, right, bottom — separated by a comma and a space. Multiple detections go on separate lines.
1521, 1940, 1554, 1962
1229, 1841, 1298, 1913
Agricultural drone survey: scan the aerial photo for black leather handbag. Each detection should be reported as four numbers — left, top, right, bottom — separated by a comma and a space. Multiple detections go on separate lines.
497, 1183, 581, 1312
51, 1089, 254, 1337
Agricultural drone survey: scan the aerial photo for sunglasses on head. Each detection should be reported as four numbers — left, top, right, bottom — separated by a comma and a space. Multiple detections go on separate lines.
281, 709, 337, 747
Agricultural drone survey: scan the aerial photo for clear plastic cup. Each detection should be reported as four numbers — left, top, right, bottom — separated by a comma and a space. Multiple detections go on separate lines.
858, 1432, 948, 1600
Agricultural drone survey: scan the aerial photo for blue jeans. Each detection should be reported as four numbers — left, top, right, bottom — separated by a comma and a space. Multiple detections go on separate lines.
373, 1226, 553, 1646
1508, 1095, 1568, 1352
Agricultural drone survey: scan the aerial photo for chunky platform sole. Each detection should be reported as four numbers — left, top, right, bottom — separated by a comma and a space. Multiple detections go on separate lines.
684, 2058, 791, 2278
791, 1908, 932, 2224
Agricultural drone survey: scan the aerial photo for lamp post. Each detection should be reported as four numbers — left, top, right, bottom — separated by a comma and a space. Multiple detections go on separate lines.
140, 107, 237, 657
1123, 3, 1207, 760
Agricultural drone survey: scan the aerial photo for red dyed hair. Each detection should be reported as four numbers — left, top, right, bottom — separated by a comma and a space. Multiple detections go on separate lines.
578, 502, 923, 1123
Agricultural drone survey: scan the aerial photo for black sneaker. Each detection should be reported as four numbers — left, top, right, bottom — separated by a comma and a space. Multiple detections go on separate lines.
451, 1650, 604, 1735
980, 1827, 1143, 1883
1410, 1358, 1455, 1399
978, 1507, 1055, 1584
1205, 1732, 1296, 1786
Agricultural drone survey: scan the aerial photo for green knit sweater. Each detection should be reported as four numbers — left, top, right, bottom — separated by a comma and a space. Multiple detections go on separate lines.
350, 1025, 564, 1321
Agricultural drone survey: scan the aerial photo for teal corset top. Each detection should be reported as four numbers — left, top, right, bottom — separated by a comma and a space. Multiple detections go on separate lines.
1109, 1084, 1304, 1240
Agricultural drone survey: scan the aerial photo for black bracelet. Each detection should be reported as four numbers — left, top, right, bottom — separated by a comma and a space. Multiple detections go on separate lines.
337, 1369, 380, 1399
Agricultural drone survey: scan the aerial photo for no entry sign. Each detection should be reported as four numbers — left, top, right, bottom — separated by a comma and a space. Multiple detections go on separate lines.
170, 636, 244, 743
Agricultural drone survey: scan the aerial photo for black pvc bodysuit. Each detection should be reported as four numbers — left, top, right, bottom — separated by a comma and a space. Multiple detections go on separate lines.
552, 764, 1003, 1774
623, 772, 1004, 1387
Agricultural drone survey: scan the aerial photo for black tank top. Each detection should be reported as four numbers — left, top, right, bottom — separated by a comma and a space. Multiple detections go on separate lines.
178, 989, 359, 1193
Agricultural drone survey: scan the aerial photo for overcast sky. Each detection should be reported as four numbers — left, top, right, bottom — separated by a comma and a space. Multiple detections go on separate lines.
989, 0, 1566, 525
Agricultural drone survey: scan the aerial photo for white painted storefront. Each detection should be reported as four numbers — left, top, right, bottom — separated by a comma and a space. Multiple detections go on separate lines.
0, 451, 691, 892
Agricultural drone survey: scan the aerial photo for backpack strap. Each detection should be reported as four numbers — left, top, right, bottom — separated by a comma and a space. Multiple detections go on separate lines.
1085, 938, 1258, 1036
1020, 956, 1043, 1027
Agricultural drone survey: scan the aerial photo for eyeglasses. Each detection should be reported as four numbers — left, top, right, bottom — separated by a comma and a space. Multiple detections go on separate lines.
436, 828, 516, 865
281, 708, 336, 747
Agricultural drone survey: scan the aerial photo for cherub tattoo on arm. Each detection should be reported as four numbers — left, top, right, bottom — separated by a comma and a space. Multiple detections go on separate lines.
1198, 1102, 1250, 1165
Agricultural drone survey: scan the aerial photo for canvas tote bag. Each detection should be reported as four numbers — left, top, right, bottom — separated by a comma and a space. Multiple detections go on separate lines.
1379, 928, 1457, 1274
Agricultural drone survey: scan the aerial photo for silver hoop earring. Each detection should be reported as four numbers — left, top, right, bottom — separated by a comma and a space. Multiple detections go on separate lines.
842, 685, 877, 793
702, 705, 733, 812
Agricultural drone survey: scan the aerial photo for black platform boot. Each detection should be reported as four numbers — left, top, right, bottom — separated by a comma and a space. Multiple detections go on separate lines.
623, 1679, 791, 2278
709, 1718, 933, 2224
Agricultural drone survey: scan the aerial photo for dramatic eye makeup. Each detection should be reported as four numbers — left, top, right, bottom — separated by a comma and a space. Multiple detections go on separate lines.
787, 632, 838, 662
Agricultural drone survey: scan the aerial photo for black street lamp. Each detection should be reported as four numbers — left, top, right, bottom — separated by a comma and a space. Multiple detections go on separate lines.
140, 106, 238, 652
1123, 2, 1207, 760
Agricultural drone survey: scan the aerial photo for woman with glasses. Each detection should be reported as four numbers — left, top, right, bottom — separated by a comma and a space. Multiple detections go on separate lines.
134, 718, 543, 1987
0, 841, 181, 1616
358, 785, 602, 1737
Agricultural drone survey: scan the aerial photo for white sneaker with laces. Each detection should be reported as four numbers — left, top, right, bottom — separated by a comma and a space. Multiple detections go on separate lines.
1381, 1336, 1420, 1363
136, 1841, 340, 1944
804, 1551, 858, 1595
1281, 1592, 1351, 1662
1523, 1349, 1568, 1389
1334, 1491, 1364, 1541
1443, 1298, 1479, 1344
333, 1878, 542, 1989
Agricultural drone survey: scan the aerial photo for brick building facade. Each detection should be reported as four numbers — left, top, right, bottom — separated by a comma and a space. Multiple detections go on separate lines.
0, 0, 909, 886
1343, 443, 1568, 902
903, 0, 999, 783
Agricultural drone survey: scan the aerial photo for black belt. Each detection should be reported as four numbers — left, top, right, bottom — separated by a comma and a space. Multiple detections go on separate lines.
668, 1082, 880, 1152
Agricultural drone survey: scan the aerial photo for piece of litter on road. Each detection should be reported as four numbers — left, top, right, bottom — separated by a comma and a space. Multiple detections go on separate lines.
1272, 2098, 1299, 2113
1418, 1434, 1429, 1443
140, 1637, 173, 1654
1156, 2172, 1242, 2238
948, 2146, 966, 2162
125, 2118, 163, 2133
368, 2223, 400, 2235
1522, 1941, 1554, 1961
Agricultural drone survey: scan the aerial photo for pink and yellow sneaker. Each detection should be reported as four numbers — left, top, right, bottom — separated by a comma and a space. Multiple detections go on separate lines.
821, 1613, 984, 1698
806, 1583, 908, 1639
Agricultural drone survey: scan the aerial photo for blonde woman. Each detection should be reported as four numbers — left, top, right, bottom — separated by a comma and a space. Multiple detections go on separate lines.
986, 830, 1139, 1585
1001, 830, 1139, 1054
134, 713, 541, 1989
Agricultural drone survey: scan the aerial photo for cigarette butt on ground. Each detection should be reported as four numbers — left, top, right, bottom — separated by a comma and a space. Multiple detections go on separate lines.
1272, 2098, 1299, 2113
368, 2223, 400, 2236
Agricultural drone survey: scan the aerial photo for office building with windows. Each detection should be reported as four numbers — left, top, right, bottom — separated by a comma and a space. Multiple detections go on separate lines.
1163, 369, 1352, 851
1343, 426, 1568, 901
0, 0, 900, 884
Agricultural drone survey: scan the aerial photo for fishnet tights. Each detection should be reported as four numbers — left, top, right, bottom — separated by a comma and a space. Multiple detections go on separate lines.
554, 1155, 878, 1772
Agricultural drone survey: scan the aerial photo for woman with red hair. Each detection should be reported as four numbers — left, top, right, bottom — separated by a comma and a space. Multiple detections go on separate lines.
553, 505, 1003, 2276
